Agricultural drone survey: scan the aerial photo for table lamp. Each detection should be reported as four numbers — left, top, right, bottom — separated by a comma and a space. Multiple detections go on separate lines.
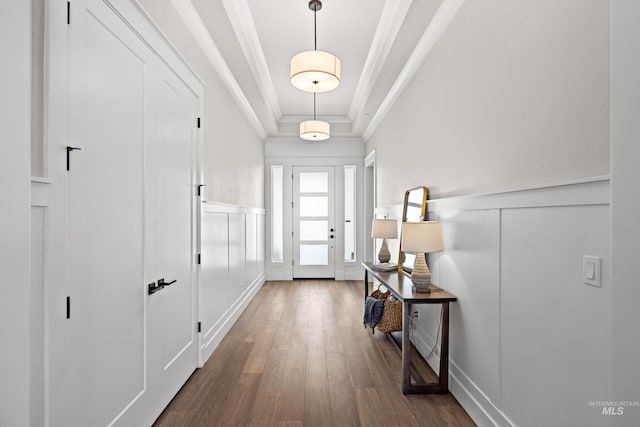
371, 219, 398, 263
401, 221, 443, 292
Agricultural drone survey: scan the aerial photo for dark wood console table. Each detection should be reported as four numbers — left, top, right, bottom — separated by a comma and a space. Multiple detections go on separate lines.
363, 262, 457, 394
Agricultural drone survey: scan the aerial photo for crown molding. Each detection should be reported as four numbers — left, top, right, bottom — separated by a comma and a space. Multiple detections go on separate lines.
170, 0, 268, 140
362, 0, 466, 141
348, 0, 413, 121
221, 0, 282, 126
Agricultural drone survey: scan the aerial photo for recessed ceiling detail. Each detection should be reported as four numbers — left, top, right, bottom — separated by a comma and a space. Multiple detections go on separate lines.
170, 0, 465, 141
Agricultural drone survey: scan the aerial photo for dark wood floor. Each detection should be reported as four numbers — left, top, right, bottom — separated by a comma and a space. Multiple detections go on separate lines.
153, 280, 475, 427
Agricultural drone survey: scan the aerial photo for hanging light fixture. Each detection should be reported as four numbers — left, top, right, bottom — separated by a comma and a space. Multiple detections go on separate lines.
290, 0, 341, 93
300, 93, 330, 141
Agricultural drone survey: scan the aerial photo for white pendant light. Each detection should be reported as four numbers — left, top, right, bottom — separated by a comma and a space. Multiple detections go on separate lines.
300, 120, 330, 141
290, 0, 341, 93
300, 93, 330, 141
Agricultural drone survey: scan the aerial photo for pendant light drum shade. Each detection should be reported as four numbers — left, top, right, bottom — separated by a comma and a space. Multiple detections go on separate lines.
290, 50, 341, 93
300, 120, 330, 140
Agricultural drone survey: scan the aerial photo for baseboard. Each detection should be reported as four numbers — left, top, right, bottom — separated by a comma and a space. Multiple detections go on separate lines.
198, 272, 265, 366
412, 321, 515, 427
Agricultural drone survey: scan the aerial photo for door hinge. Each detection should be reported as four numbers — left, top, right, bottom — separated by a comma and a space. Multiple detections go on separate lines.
67, 2, 71, 25
292, 260, 294, 267
197, 184, 205, 197
197, 254, 201, 265
66, 297, 71, 319
197, 117, 201, 128
197, 322, 201, 333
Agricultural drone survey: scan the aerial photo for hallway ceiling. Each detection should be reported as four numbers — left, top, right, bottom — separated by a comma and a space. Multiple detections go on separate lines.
175, 0, 460, 141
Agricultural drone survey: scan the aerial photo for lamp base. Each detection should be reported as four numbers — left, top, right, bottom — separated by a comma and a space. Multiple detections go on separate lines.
410, 253, 432, 293
377, 238, 391, 263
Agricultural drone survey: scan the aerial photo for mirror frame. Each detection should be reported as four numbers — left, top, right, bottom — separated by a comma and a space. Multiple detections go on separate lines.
398, 186, 428, 275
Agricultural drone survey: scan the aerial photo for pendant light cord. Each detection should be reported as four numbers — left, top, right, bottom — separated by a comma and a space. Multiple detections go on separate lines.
313, 93, 316, 120
313, 8, 317, 50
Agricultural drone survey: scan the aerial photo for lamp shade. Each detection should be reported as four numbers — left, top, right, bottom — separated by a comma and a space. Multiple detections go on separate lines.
290, 50, 341, 93
300, 120, 330, 140
401, 221, 443, 253
371, 219, 398, 239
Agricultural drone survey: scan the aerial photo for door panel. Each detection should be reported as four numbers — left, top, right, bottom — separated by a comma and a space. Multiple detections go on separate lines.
293, 167, 335, 278
150, 71, 198, 410
67, 3, 149, 425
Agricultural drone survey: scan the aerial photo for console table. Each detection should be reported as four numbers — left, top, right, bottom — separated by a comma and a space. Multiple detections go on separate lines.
362, 262, 457, 394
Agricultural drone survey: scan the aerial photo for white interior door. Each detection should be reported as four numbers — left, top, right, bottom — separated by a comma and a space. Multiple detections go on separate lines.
66, 2, 150, 425
292, 166, 335, 278
147, 67, 198, 415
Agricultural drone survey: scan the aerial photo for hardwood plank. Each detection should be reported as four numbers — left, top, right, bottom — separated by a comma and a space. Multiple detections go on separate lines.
153, 280, 475, 427
247, 348, 288, 426
303, 333, 332, 426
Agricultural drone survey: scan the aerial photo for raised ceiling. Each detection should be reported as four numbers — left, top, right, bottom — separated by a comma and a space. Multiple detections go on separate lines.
171, 0, 464, 141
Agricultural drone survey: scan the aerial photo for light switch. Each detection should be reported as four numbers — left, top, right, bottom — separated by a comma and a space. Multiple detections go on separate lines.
583, 255, 601, 287
585, 262, 595, 280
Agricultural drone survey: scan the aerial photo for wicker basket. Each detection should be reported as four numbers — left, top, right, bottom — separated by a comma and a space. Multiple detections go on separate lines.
370, 289, 402, 333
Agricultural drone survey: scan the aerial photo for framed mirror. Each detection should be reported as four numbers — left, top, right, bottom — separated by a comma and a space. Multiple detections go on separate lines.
398, 186, 428, 275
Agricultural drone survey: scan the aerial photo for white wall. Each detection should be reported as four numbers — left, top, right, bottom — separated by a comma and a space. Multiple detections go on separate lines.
364, 0, 635, 425
610, 2, 640, 426
139, 0, 264, 209
376, 179, 611, 426
0, 2, 31, 426
367, 0, 609, 206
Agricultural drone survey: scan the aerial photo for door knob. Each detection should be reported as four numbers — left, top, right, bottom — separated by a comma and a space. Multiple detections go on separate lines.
330, 235, 334, 239
158, 278, 177, 286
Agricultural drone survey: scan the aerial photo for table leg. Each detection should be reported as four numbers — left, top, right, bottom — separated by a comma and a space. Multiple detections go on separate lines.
439, 302, 450, 393
402, 301, 411, 393
364, 269, 369, 301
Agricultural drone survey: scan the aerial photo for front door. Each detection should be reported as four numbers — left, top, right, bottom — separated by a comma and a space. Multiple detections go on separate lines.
292, 166, 335, 278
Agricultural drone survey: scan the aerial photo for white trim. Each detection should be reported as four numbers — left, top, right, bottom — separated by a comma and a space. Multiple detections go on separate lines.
170, 0, 268, 140
221, 0, 281, 126
202, 201, 266, 215
376, 176, 610, 219
364, 149, 376, 168
348, 0, 413, 121
362, 0, 466, 141
31, 181, 50, 208
428, 176, 609, 212
109, 0, 204, 95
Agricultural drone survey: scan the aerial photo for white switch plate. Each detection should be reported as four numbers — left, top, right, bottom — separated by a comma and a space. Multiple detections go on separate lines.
583, 255, 601, 287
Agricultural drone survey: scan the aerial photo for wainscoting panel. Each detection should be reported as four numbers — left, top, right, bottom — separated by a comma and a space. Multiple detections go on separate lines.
199, 203, 265, 364
375, 177, 610, 427
500, 204, 610, 427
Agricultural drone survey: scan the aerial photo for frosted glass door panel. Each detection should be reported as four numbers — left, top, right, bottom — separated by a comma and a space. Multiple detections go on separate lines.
299, 172, 328, 193
292, 166, 334, 278
300, 220, 328, 241
299, 196, 328, 217
299, 245, 329, 265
